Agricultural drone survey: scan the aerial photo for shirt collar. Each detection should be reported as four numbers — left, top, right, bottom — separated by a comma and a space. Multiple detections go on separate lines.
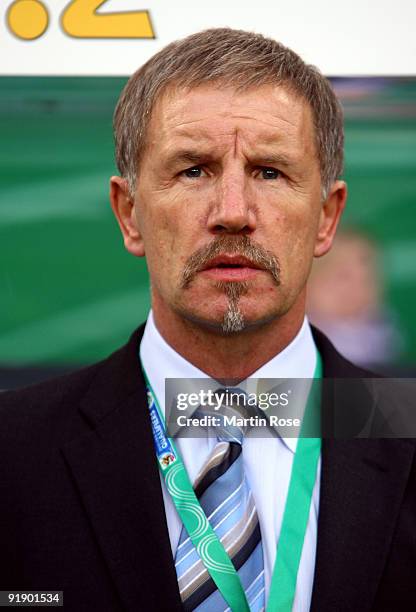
140, 310, 317, 454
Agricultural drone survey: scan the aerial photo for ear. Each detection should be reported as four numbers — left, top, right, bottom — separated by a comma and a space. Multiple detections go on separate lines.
109, 176, 145, 257
314, 180, 347, 258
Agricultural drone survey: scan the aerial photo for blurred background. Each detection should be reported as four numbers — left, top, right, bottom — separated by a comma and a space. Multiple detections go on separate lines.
0, 76, 415, 388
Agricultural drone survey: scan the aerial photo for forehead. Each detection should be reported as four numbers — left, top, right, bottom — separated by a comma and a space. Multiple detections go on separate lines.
144, 82, 317, 158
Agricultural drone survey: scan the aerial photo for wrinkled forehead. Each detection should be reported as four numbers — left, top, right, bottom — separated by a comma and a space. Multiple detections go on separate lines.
142, 82, 318, 159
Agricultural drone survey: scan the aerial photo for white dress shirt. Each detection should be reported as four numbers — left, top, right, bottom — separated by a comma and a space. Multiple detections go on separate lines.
140, 311, 321, 611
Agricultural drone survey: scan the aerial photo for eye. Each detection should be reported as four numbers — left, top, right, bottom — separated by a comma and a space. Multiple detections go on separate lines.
258, 167, 280, 180
182, 166, 204, 178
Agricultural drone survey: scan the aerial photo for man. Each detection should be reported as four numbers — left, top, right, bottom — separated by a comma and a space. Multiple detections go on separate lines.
1, 28, 415, 612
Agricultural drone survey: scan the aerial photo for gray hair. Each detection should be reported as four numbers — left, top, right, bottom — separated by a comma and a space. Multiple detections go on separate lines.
114, 28, 344, 199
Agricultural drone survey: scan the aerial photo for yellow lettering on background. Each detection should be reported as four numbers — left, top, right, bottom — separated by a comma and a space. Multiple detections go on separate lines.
7, 0, 49, 40
61, 0, 154, 39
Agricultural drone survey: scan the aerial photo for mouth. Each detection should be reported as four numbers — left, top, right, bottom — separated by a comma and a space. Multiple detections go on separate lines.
200, 254, 264, 281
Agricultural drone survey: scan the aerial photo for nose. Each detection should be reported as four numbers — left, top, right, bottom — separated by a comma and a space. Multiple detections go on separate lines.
207, 167, 256, 235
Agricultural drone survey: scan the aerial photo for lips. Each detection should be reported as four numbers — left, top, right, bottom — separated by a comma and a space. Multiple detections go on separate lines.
200, 254, 264, 281
201, 255, 263, 271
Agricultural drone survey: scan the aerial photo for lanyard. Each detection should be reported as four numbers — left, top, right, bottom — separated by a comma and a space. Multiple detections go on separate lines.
142, 352, 322, 612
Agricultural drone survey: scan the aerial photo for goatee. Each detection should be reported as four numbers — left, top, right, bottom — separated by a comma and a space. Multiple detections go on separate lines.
215, 281, 249, 334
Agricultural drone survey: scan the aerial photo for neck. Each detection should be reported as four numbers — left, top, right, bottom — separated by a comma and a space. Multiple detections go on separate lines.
152, 299, 306, 380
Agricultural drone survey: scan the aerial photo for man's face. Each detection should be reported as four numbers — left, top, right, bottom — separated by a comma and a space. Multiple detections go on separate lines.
114, 83, 344, 334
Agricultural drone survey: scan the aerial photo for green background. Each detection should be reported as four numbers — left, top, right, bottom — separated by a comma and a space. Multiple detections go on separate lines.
0, 77, 415, 367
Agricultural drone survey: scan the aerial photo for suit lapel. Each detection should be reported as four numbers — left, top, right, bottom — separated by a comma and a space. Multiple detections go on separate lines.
61, 328, 183, 612
310, 329, 415, 612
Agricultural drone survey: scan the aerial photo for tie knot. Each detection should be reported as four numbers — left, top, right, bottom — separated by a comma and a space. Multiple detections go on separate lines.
212, 387, 248, 444
192, 388, 254, 444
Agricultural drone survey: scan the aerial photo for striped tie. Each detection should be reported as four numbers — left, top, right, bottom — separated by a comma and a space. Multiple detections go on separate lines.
174, 392, 265, 611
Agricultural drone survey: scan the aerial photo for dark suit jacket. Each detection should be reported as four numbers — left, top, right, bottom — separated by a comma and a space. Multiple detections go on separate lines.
0, 325, 415, 611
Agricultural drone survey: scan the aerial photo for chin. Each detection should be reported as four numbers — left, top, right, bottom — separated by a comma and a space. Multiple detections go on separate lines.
176, 303, 283, 337
171, 282, 293, 334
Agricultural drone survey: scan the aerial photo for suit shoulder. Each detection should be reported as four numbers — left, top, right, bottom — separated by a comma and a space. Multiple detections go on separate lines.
1, 362, 95, 415
311, 325, 381, 378
0, 331, 138, 437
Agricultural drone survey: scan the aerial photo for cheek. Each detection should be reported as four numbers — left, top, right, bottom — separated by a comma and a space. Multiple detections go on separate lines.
268, 202, 320, 275
144, 209, 203, 279
142, 188, 204, 249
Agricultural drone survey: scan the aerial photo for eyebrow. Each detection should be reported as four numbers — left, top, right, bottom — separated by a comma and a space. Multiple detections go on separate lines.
251, 152, 296, 167
164, 149, 297, 169
165, 150, 212, 168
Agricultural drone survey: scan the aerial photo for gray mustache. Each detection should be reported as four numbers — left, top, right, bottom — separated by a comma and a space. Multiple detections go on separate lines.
181, 235, 281, 288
